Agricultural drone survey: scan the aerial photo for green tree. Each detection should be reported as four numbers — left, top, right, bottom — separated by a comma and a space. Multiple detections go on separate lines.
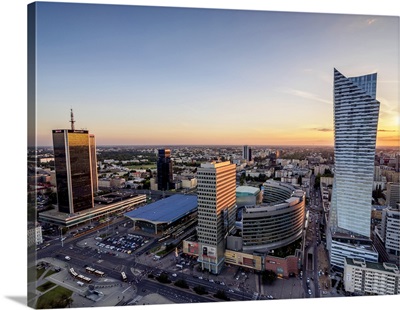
261, 270, 277, 285
193, 285, 208, 295
174, 279, 189, 289
214, 290, 230, 301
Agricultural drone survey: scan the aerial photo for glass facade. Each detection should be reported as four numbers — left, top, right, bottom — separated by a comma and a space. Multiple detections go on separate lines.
330, 69, 380, 238
157, 149, 173, 191
52, 130, 94, 214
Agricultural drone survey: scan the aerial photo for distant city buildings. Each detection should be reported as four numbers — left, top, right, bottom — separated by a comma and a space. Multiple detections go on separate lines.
157, 149, 174, 191
242, 145, 252, 162
196, 161, 237, 274
328, 68, 380, 268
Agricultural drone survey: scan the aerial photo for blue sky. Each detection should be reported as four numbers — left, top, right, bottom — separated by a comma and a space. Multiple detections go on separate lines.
1, 2, 400, 310
33, 2, 399, 146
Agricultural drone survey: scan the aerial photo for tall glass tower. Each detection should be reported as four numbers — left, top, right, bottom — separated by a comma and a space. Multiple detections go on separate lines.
52, 129, 95, 214
157, 149, 173, 191
330, 68, 380, 237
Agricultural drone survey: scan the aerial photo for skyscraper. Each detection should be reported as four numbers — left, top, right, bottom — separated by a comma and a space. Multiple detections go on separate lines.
89, 134, 98, 193
242, 145, 252, 162
330, 68, 380, 237
197, 161, 237, 274
157, 149, 173, 191
52, 129, 95, 214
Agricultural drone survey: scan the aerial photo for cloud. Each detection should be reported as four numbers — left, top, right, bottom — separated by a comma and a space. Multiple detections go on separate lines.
281, 88, 332, 105
310, 128, 333, 132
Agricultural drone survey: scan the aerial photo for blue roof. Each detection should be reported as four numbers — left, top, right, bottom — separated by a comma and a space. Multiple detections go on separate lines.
124, 194, 197, 224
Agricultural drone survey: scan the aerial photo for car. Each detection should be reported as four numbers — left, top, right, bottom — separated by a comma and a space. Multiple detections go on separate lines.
307, 277, 310, 283
172, 273, 177, 277
308, 289, 312, 295
267, 295, 274, 299
228, 289, 234, 293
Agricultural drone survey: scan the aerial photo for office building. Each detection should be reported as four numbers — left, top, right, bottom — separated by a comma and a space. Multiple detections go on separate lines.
52, 129, 95, 214
238, 182, 305, 253
243, 145, 252, 162
330, 68, 380, 237
373, 206, 400, 265
157, 149, 173, 191
328, 69, 380, 268
386, 182, 400, 208
343, 258, 399, 295
197, 161, 237, 274
89, 134, 98, 193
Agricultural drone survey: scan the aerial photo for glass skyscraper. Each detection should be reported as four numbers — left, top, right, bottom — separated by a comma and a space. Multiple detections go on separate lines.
330, 68, 380, 238
157, 149, 173, 191
52, 129, 95, 214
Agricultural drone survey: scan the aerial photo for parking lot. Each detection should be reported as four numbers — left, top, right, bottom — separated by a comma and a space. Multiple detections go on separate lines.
95, 233, 151, 256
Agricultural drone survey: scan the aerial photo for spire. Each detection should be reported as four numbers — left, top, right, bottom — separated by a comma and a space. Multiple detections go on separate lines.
70, 108, 75, 130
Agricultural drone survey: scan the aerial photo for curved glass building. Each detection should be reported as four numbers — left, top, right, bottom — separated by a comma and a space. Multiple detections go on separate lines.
241, 181, 305, 253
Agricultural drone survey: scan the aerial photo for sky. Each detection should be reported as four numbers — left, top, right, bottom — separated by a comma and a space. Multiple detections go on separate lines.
32, 2, 399, 147
1, 2, 400, 310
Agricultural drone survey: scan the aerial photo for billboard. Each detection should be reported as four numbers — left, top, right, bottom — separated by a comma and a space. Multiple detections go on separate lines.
202, 245, 216, 258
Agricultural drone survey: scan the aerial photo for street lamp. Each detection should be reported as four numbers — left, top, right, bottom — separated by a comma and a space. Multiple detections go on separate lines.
59, 226, 64, 248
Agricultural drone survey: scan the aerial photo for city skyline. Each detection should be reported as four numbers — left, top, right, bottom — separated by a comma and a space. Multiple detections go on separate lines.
33, 2, 399, 147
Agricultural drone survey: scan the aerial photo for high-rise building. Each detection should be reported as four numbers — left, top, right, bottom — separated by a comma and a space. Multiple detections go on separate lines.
89, 134, 98, 193
328, 68, 380, 268
386, 182, 400, 208
157, 149, 173, 191
242, 145, 252, 161
197, 161, 237, 274
52, 129, 95, 214
330, 68, 380, 237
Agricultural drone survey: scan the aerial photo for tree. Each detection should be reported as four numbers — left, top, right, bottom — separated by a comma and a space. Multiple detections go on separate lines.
174, 279, 189, 289
261, 270, 277, 285
214, 290, 230, 301
193, 285, 208, 295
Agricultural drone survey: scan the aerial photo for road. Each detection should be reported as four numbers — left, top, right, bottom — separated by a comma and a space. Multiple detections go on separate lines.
36, 217, 255, 304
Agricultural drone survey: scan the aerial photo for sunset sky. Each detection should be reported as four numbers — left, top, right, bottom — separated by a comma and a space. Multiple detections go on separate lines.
34, 2, 399, 147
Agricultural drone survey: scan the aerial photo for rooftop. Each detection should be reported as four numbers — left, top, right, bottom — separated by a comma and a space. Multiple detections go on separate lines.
124, 194, 197, 225
236, 186, 261, 196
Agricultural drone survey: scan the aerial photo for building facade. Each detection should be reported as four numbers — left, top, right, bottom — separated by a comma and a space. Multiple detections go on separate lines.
386, 182, 400, 208
330, 68, 380, 238
52, 129, 95, 214
157, 149, 173, 191
374, 206, 400, 264
243, 145, 252, 162
343, 258, 399, 295
240, 188, 305, 253
196, 161, 237, 274
89, 134, 98, 193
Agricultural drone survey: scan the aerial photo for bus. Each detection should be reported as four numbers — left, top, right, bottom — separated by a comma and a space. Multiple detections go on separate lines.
85, 267, 96, 274
69, 268, 78, 278
94, 270, 105, 277
121, 271, 127, 282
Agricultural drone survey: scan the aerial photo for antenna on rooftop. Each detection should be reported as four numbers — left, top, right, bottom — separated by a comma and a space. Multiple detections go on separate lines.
70, 108, 75, 130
